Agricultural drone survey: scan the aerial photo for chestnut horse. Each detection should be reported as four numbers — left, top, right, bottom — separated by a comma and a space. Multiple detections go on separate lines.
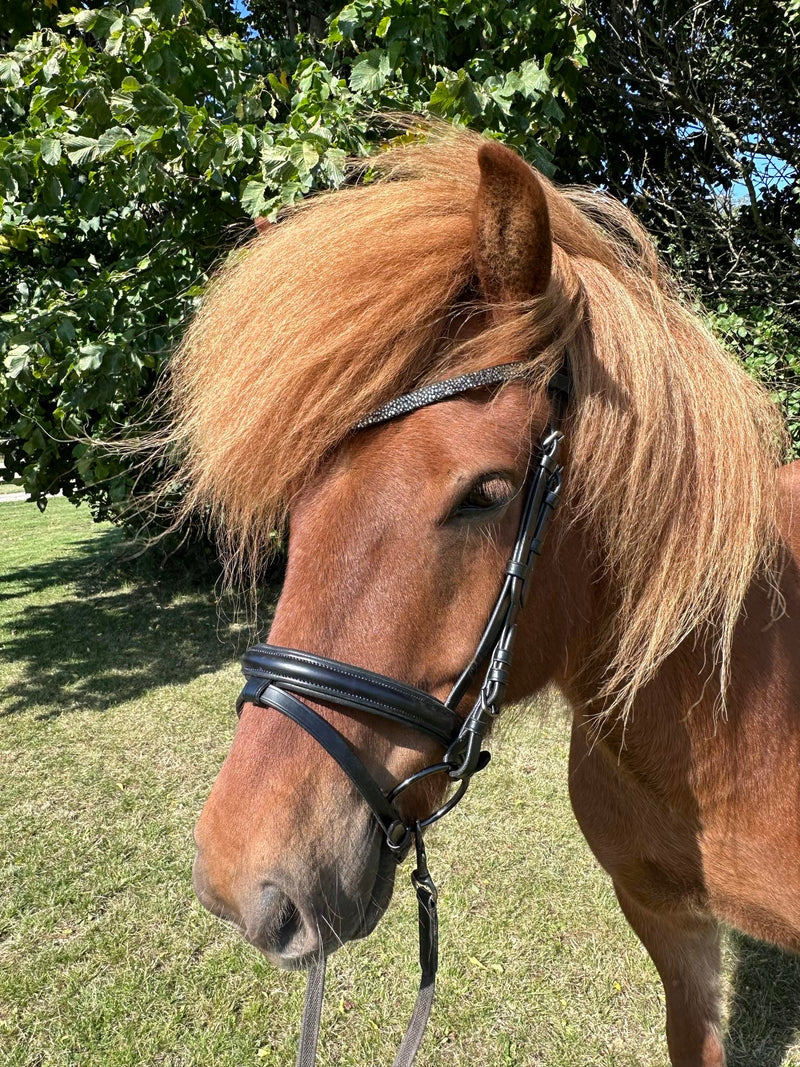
169, 130, 799, 1066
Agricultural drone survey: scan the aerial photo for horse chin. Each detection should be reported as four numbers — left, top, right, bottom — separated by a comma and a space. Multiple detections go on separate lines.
349, 839, 398, 943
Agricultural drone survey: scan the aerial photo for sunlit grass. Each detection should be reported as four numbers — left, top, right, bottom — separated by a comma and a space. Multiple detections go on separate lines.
2, 498, 799, 1066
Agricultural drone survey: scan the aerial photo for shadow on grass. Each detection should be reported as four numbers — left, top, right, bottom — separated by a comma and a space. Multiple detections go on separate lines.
0, 525, 282, 719
725, 931, 800, 1066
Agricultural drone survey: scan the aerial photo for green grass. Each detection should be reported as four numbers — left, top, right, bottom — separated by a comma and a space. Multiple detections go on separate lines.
2, 498, 800, 1066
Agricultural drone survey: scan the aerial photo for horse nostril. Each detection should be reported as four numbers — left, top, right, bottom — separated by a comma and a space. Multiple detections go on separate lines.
261, 884, 303, 953
251, 884, 318, 961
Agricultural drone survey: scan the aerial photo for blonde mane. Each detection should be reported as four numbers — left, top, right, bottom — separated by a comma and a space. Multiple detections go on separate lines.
167, 126, 786, 713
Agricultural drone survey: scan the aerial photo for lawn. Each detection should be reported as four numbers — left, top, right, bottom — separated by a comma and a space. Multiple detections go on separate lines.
2, 498, 800, 1066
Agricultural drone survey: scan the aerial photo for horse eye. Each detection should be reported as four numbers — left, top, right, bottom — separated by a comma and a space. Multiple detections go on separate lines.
455, 476, 513, 516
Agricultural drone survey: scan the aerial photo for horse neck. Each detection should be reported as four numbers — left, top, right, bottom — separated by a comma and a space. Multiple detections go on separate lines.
521, 478, 800, 778
512, 508, 716, 734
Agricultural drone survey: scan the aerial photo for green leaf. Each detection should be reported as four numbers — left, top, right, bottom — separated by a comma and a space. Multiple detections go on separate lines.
42, 175, 63, 208
0, 57, 22, 87
322, 147, 347, 186
132, 84, 179, 125
59, 7, 98, 30
76, 344, 106, 372
224, 128, 244, 152
84, 87, 113, 125
335, 5, 359, 38
267, 73, 290, 101
260, 144, 293, 181
349, 50, 391, 93
63, 135, 100, 166
89, 8, 121, 39
289, 139, 320, 174
41, 136, 62, 166
151, 0, 182, 20
240, 179, 268, 217
518, 60, 551, 98
4, 345, 30, 379
133, 126, 165, 149
98, 127, 135, 157
429, 70, 482, 118
541, 96, 564, 122
57, 317, 76, 343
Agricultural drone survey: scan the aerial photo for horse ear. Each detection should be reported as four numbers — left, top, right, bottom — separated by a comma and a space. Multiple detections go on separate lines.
472, 140, 552, 304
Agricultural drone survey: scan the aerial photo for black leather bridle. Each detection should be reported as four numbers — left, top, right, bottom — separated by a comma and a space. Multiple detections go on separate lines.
236, 361, 569, 1066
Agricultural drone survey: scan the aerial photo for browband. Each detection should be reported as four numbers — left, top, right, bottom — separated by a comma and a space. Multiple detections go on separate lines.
354, 361, 570, 430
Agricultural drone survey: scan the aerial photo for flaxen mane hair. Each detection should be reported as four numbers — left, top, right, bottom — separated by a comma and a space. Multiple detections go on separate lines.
167, 126, 785, 714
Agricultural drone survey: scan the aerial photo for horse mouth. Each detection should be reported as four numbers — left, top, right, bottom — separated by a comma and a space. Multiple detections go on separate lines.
350, 838, 399, 942
278, 839, 399, 972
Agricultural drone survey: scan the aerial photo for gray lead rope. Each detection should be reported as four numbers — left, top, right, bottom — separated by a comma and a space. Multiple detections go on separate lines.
297, 955, 326, 1067
295, 829, 438, 1067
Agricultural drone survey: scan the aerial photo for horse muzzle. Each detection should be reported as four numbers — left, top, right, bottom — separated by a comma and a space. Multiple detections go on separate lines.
192, 824, 396, 969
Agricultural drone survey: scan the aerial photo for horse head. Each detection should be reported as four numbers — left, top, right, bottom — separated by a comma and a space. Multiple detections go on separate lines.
191, 141, 576, 966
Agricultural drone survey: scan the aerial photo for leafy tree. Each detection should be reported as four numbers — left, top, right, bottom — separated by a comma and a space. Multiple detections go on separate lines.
0, 0, 591, 517
566, 0, 800, 452
1, 0, 797, 531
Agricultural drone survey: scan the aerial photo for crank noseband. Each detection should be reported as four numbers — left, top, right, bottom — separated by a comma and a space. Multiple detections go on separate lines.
235, 361, 569, 1066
